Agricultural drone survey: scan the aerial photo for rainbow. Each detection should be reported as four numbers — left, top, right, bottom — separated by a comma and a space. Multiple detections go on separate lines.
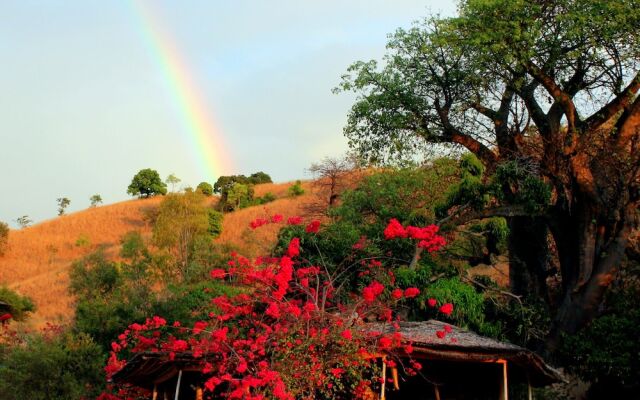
128, 0, 234, 182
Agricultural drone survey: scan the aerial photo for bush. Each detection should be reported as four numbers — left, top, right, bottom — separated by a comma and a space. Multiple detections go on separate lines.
75, 234, 91, 248
288, 180, 305, 197
256, 191, 276, 205
0, 332, 105, 400
560, 288, 640, 391
197, 181, 214, 196
120, 231, 147, 260
208, 209, 223, 238
0, 286, 35, 321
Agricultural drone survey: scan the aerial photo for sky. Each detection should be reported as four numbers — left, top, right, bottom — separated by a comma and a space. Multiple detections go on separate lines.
0, 0, 457, 227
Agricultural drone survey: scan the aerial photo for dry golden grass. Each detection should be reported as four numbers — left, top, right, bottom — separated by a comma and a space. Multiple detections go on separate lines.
0, 197, 167, 328
0, 183, 317, 328
253, 180, 312, 198
216, 187, 316, 257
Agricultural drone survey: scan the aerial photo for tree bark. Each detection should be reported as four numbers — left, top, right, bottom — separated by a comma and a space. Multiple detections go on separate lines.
544, 201, 636, 353
507, 217, 550, 301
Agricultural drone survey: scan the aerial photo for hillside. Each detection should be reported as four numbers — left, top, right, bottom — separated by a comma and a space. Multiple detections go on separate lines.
0, 181, 316, 328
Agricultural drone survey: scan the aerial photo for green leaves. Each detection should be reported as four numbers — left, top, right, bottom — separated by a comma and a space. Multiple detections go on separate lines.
127, 168, 167, 198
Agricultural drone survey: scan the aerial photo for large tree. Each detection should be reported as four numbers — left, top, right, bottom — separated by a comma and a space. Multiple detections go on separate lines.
337, 0, 640, 349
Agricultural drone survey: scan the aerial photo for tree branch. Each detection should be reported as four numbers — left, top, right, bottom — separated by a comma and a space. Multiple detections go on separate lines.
586, 72, 640, 132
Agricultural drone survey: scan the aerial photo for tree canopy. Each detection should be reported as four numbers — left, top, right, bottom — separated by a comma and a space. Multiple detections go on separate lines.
127, 168, 167, 198
338, 0, 640, 348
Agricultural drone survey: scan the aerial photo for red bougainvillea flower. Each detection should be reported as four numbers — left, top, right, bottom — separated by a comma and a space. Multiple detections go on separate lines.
305, 220, 321, 233
391, 288, 404, 300
192, 321, 208, 335
287, 237, 301, 257
250, 218, 269, 229
271, 214, 284, 223
378, 336, 393, 349
436, 330, 446, 339
362, 281, 385, 303
427, 298, 437, 308
209, 269, 226, 279
383, 219, 407, 239
0, 313, 12, 322
341, 329, 353, 340
403, 287, 420, 298
444, 325, 452, 333
352, 236, 367, 250
439, 303, 454, 316
287, 216, 303, 225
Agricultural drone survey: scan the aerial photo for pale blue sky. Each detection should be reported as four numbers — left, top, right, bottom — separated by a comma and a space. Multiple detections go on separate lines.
0, 1, 456, 226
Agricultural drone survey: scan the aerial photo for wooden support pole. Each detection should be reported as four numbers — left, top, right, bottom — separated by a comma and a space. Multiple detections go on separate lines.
498, 360, 509, 400
380, 357, 387, 400
152, 384, 158, 400
527, 374, 533, 400
391, 367, 399, 390
174, 370, 183, 400
434, 385, 441, 400
195, 387, 203, 400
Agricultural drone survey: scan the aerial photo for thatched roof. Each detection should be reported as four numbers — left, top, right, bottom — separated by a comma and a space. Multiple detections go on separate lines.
111, 352, 203, 389
368, 320, 564, 386
112, 320, 564, 389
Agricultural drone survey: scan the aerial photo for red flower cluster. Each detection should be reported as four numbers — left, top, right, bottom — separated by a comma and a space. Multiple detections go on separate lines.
383, 219, 446, 253
102, 217, 450, 399
305, 220, 321, 233
250, 218, 270, 229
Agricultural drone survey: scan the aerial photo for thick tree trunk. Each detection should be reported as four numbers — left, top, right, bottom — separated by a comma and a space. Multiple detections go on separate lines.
507, 217, 550, 300
544, 202, 636, 353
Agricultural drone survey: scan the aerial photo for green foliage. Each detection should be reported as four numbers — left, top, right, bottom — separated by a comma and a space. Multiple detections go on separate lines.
0, 286, 35, 321
436, 154, 490, 218
255, 191, 276, 205
214, 172, 273, 211
333, 161, 459, 234
69, 251, 122, 300
0, 222, 8, 256
213, 172, 272, 195
247, 171, 273, 185
491, 160, 551, 213
89, 194, 102, 207
56, 197, 70, 216
197, 181, 214, 196
165, 173, 181, 192
287, 180, 305, 197
15, 215, 32, 229
207, 209, 224, 238
127, 168, 167, 198
75, 233, 91, 248
153, 191, 210, 274
120, 231, 147, 261
152, 280, 242, 324
223, 182, 254, 211
560, 288, 640, 387
0, 332, 105, 400
422, 277, 486, 329
70, 250, 153, 350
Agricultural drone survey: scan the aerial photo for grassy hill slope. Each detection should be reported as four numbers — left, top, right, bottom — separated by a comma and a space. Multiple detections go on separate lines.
0, 181, 315, 328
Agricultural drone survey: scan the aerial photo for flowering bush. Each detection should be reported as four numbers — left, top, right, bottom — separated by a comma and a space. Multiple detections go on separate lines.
102, 217, 450, 399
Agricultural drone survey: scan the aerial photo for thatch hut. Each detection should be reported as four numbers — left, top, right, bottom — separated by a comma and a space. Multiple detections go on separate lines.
368, 320, 564, 400
111, 320, 563, 400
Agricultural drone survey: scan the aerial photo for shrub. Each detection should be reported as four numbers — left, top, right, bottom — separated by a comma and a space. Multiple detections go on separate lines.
197, 181, 214, 196
0, 332, 105, 400
207, 209, 223, 238
288, 180, 305, 197
0, 286, 35, 321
